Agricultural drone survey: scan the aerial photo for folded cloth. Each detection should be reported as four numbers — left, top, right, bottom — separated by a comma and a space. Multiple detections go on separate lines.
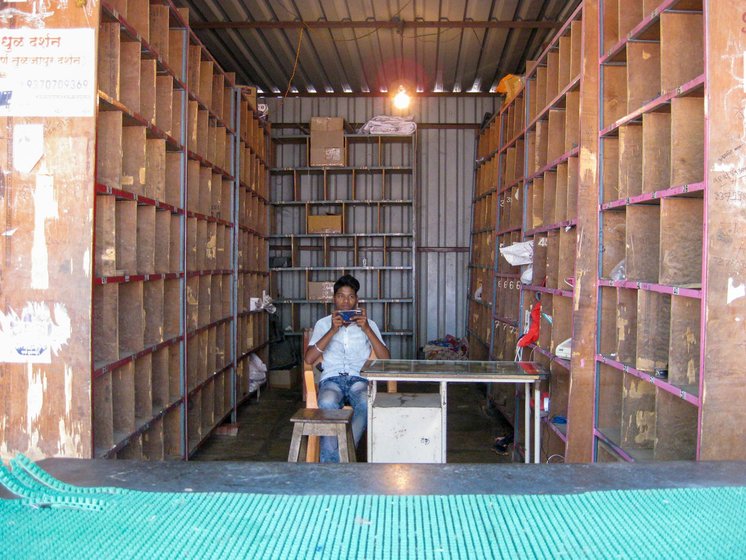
359, 115, 417, 135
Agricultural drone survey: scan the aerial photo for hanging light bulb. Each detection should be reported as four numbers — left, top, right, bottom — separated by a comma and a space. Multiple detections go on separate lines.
393, 84, 411, 110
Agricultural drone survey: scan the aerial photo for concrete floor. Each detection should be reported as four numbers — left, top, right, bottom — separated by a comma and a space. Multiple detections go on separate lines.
192, 381, 514, 463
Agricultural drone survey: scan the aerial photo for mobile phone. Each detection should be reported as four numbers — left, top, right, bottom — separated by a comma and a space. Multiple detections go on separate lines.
337, 309, 362, 323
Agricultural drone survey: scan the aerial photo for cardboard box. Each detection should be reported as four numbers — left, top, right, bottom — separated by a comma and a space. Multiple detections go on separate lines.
307, 214, 343, 234
310, 117, 345, 166
269, 367, 300, 389
308, 281, 335, 301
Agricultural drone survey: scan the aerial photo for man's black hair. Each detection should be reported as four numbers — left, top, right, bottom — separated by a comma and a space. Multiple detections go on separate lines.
334, 274, 360, 294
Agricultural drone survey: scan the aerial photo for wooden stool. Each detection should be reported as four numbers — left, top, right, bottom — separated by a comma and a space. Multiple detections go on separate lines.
288, 408, 357, 463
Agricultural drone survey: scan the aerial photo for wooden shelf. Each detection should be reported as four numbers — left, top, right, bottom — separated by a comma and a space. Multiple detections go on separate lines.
270, 133, 417, 358
93, 0, 269, 460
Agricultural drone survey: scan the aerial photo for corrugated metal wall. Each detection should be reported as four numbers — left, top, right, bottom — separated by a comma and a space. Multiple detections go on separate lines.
267, 95, 499, 349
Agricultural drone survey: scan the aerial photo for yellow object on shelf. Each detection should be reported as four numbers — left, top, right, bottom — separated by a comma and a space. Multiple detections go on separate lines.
496, 74, 524, 107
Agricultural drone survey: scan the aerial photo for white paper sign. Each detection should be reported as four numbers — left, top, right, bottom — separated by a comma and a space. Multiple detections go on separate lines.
0, 302, 71, 364
12, 123, 43, 173
0, 28, 95, 117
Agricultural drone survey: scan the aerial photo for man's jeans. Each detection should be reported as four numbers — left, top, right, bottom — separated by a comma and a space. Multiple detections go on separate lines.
317, 375, 368, 462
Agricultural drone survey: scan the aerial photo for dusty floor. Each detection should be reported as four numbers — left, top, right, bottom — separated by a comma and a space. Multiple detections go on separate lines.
193, 381, 514, 463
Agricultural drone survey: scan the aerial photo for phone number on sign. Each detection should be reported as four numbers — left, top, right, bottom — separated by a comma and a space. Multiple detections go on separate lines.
26, 79, 89, 90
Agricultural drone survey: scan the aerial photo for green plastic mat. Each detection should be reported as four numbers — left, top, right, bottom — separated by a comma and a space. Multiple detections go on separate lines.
2, 455, 746, 559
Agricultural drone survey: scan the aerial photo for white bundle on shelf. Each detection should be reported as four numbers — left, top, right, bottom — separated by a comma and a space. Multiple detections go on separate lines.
359, 115, 417, 135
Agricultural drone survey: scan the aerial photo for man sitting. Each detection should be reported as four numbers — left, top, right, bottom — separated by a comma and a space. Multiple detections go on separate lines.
304, 274, 390, 462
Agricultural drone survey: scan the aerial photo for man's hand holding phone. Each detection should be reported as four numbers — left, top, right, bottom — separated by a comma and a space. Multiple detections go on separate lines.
337, 308, 362, 325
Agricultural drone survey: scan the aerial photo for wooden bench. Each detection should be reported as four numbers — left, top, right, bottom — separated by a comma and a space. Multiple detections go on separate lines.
287, 408, 356, 463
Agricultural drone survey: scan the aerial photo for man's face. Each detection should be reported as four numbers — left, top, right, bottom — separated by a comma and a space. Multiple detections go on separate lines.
334, 286, 358, 311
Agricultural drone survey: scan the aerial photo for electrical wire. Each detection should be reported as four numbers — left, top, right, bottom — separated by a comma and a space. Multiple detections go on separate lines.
278, 26, 304, 107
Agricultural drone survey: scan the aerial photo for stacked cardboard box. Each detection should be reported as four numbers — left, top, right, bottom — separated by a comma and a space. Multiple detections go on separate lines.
310, 117, 345, 166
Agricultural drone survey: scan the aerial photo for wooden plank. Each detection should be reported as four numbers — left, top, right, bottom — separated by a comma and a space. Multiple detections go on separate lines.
140, 59, 157, 124
154, 210, 171, 274
136, 204, 156, 274
555, 162, 568, 222
200, 61, 214, 107
143, 279, 164, 346
597, 363, 623, 437
126, 0, 150, 43
654, 389, 696, 460
116, 200, 138, 274
93, 374, 114, 454
155, 76, 173, 135
547, 110, 565, 163
98, 23, 121, 99
660, 12, 703, 92
602, 0, 619, 53
545, 51, 560, 103
668, 295, 700, 393
641, 112, 671, 194
149, 5, 170, 61
670, 96, 704, 186
93, 284, 119, 365
602, 65, 627, 126
120, 40, 141, 113
626, 41, 660, 113
165, 152, 182, 208
569, 20, 582, 79
626, 205, 660, 282
620, 374, 655, 449
96, 111, 123, 188
557, 36, 572, 91
542, 171, 557, 226
534, 119, 549, 171
558, 227, 576, 289
122, 126, 147, 194
599, 287, 617, 356
602, 137, 619, 203
142, 418, 165, 460
601, 210, 625, 279
616, 288, 637, 365
546, 230, 560, 289
618, 0, 644, 39
164, 278, 181, 341
659, 198, 702, 286
531, 178, 544, 228
566, 156, 579, 220
186, 217, 198, 273
618, 124, 642, 198
636, 290, 670, 373
119, 282, 144, 356
564, 91, 580, 152
134, 354, 153, 421
146, 138, 166, 201
112, 362, 136, 437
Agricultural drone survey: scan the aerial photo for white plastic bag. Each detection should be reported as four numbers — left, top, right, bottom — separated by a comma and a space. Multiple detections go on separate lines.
499, 240, 533, 266
249, 353, 267, 383
520, 265, 533, 285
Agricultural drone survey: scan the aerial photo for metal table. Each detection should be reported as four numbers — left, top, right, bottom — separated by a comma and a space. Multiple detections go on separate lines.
361, 359, 549, 464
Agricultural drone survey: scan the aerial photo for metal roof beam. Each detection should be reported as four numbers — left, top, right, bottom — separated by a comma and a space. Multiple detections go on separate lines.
191, 20, 559, 31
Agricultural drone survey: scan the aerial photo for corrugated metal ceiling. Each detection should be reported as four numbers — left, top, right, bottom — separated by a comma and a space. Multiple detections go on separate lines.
175, 0, 581, 95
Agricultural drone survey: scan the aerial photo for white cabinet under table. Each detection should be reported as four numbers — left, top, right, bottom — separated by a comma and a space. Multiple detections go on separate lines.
361, 359, 549, 464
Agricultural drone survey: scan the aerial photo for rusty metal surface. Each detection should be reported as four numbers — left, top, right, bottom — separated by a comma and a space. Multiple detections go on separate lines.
174, 0, 581, 95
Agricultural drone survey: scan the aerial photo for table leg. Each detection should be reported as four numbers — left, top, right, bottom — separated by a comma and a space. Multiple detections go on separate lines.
367, 380, 377, 462
524, 383, 530, 464
534, 380, 541, 464
440, 381, 447, 463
